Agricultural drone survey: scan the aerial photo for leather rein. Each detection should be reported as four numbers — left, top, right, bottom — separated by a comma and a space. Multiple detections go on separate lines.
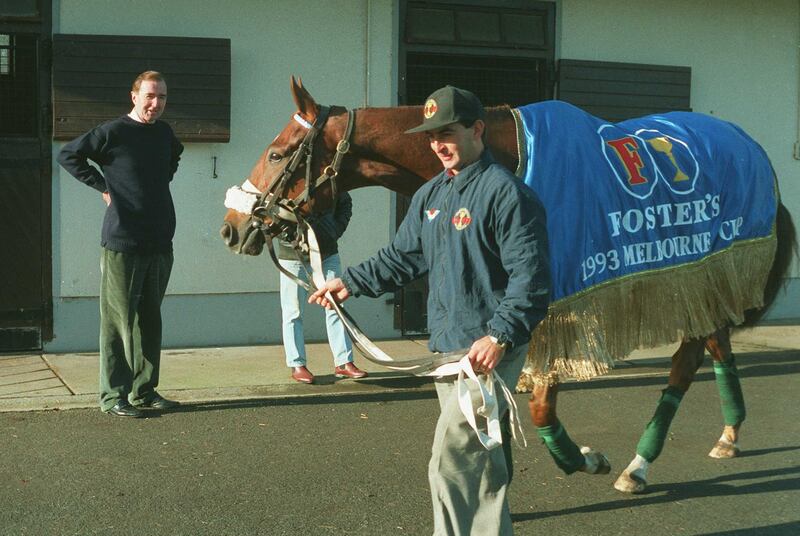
224, 104, 526, 449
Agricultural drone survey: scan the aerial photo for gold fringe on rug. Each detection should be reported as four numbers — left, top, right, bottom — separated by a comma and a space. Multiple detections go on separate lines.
516, 233, 777, 391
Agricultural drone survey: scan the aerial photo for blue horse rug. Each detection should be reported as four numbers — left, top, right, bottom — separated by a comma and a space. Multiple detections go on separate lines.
511, 101, 778, 382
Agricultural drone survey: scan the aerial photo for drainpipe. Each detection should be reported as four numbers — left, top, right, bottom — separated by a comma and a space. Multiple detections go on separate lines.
363, 0, 371, 107
795, 0, 800, 160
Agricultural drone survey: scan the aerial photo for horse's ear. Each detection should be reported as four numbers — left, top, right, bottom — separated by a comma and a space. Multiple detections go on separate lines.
290, 75, 318, 122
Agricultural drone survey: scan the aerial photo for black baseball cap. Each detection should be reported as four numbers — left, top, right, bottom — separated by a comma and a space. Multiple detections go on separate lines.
404, 85, 486, 134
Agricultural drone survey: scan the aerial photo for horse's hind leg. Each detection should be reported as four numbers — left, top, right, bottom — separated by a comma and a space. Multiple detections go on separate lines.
614, 338, 705, 494
706, 327, 744, 458
529, 372, 610, 475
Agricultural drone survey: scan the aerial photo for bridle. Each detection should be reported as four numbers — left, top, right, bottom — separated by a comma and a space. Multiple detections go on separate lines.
224, 104, 355, 288
246, 105, 355, 243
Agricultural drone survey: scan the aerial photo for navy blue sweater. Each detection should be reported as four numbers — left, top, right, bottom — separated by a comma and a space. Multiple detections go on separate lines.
57, 116, 183, 253
277, 192, 353, 261
342, 151, 551, 353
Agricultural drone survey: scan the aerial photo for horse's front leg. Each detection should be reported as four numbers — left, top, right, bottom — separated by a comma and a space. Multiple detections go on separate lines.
614, 338, 705, 494
705, 327, 744, 458
529, 372, 610, 475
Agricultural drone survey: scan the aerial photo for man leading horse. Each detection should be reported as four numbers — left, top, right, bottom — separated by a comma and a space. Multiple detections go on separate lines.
308, 86, 550, 536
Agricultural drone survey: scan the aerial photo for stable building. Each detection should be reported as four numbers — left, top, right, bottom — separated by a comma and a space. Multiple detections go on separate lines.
1, 0, 798, 353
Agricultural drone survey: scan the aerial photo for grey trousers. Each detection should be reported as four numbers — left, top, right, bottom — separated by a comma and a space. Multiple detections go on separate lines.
429, 344, 528, 536
99, 248, 173, 411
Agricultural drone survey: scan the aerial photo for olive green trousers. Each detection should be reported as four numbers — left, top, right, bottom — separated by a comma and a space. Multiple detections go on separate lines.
98, 248, 173, 411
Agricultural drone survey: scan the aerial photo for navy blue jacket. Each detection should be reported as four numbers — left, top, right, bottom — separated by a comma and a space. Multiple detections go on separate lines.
277, 192, 352, 261
342, 151, 551, 353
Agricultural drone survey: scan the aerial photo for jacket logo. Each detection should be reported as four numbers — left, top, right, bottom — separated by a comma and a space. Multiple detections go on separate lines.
424, 99, 438, 119
452, 208, 472, 230
426, 209, 440, 221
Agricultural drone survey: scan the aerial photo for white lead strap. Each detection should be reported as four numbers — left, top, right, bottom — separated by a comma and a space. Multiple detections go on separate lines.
305, 225, 526, 450
457, 355, 502, 449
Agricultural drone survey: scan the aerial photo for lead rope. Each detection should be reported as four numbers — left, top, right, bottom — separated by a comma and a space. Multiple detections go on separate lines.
301, 224, 526, 450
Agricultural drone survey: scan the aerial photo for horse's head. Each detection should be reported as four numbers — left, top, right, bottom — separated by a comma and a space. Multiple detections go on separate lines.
220, 76, 354, 255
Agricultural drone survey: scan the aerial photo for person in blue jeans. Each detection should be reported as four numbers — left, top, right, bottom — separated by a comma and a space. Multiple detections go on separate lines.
277, 192, 367, 384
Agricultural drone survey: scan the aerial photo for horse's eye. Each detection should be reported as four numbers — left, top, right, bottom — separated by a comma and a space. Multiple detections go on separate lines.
269, 152, 283, 163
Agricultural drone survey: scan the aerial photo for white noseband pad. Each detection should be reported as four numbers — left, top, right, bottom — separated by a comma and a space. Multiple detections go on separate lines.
224, 179, 261, 214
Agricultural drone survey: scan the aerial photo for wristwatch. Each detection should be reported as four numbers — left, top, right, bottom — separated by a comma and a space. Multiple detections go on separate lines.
488, 333, 510, 350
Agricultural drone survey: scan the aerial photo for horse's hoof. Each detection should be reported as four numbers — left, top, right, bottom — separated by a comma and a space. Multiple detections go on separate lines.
580, 446, 611, 475
614, 470, 647, 494
709, 440, 740, 459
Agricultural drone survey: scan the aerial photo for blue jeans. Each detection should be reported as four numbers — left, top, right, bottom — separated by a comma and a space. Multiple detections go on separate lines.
278, 253, 354, 368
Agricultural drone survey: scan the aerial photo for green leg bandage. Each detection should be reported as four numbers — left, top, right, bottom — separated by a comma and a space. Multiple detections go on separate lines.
536, 420, 584, 475
636, 386, 685, 463
714, 354, 746, 426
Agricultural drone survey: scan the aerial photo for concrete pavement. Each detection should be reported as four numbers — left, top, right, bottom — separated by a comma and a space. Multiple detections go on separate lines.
2, 326, 799, 413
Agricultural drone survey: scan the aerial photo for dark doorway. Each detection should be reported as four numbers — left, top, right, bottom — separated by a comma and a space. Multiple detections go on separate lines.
396, 0, 555, 334
405, 52, 546, 109
0, 2, 53, 352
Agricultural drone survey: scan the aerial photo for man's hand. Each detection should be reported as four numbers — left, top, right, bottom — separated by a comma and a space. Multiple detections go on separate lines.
308, 277, 350, 309
102, 192, 111, 206
468, 335, 506, 375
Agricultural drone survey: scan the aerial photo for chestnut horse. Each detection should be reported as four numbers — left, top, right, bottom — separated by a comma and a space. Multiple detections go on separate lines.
220, 77, 796, 493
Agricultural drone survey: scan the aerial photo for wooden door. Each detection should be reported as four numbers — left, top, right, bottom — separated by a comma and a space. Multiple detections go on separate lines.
0, 2, 52, 351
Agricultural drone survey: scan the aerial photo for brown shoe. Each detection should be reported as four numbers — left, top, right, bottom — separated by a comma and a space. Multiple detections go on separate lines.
334, 362, 368, 379
291, 366, 315, 384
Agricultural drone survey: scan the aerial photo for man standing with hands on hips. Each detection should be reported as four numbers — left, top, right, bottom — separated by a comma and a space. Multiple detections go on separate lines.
58, 71, 183, 418
309, 86, 551, 535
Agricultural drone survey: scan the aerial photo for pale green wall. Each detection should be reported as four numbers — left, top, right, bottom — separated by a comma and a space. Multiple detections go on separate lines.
48, 0, 399, 351
559, 0, 800, 247
47, 0, 800, 351
557, 0, 800, 320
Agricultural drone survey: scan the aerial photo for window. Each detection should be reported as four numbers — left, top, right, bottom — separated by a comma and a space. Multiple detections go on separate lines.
0, 34, 11, 75
0, 33, 38, 136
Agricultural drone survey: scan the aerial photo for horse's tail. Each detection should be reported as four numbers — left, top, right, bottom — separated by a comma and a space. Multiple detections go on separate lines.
741, 201, 797, 327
